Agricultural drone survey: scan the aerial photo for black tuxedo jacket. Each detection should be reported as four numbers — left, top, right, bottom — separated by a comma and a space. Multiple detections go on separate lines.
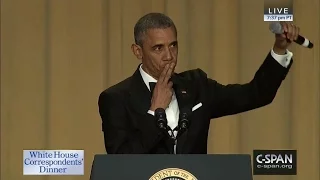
98, 52, 293, 154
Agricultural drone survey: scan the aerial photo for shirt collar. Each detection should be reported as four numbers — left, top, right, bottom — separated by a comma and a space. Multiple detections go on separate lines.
139, 64, 157, 91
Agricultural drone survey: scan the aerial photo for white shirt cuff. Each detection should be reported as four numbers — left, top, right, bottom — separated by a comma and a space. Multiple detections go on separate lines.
147, 110, 155, 116
271, 48, 293, 68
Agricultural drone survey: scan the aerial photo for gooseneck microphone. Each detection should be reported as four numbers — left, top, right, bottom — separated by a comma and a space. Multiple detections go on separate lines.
177, 108, 191, 138
155, 108, 167, 130
269, 22, 313, 49
155, 108, 176, 154
179, 111, 189, 130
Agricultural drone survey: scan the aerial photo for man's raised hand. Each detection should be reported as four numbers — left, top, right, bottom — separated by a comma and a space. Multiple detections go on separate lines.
150, 63, 175, 111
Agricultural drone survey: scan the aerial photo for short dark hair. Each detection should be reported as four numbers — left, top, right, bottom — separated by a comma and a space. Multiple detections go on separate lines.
134, 13, 177, 46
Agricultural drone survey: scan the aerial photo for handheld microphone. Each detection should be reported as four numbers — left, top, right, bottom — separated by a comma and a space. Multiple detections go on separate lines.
269, 22, 313, 49
155, 108, 167, 130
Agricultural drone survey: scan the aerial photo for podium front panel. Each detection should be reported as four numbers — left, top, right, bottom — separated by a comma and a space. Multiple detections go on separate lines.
90, 154, 252, 180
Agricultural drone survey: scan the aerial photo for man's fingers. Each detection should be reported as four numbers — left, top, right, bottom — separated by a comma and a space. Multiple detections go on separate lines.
290, 23, 295, 41
287, 23, 297, 41
163, 63, 175, 84
158, 64, 170, 83
167, 81, 173, 88
286, 23, 293, 40
281, 22, 293, 40
279, 22, 301, 42
281, 22, 288, 33
289, 23, 298, 41
294, 26, 300, 41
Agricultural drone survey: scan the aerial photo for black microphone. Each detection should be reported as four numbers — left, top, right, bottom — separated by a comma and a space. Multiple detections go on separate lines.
155, 108, 167, 130
269, 22, 313, 49
178, 108, 191, 132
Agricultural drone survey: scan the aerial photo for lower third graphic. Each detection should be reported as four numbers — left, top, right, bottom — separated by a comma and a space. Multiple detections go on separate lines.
23, 150, 84, 175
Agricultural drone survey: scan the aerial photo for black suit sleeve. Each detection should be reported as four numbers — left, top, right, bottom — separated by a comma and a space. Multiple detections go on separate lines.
98, 91, 166, 154
202, 52, 293, 119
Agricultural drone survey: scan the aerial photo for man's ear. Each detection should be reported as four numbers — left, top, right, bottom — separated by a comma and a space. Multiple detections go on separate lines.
131, 44, 143, 60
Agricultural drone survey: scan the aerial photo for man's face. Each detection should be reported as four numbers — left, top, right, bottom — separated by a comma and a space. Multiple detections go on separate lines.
133, 27, 178, 79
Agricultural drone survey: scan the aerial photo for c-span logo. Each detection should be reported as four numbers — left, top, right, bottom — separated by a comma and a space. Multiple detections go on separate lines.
253, 150, 297, 175
149, 168, 197, 180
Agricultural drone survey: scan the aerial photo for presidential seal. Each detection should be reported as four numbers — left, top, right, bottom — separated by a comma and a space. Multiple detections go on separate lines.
149, 168, 197, 180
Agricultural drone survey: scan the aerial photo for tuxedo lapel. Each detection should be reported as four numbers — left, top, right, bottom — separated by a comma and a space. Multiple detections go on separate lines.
172, 74, 196, 111
128, 65, 152, 116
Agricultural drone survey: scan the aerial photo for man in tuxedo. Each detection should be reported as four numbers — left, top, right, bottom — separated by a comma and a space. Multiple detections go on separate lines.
98, 13, 299, 154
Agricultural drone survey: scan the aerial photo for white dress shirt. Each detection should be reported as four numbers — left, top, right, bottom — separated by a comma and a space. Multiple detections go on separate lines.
139, 49, 293, 153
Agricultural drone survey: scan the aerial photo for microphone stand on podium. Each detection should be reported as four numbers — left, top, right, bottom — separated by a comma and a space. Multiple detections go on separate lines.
155, 108, 176, 154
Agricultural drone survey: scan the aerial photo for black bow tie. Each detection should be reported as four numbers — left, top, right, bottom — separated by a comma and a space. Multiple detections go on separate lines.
149, 82, 156, 94
149, 82, 178, 94
149, 75, 178, 94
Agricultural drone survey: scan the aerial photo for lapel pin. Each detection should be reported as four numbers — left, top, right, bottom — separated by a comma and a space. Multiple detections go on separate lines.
181, 90, 187, 94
